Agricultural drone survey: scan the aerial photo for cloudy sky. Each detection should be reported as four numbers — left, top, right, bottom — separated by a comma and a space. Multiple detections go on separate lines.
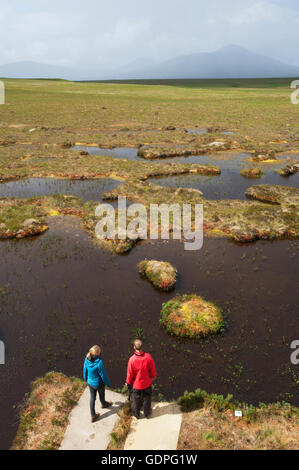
0, 0, 298, 70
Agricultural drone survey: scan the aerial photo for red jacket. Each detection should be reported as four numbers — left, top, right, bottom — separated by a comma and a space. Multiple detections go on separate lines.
126, 351, 157, 390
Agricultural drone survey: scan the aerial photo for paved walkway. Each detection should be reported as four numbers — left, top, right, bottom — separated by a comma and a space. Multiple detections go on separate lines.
60, 389, 126, 450
124, 401, 182, 451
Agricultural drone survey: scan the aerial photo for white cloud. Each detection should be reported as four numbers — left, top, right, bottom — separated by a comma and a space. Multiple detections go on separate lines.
229, 1, 291, 25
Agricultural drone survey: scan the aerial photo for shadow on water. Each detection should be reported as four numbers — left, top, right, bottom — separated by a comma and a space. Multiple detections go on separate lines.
0, 217, 298, 448
0, 178, 122, 202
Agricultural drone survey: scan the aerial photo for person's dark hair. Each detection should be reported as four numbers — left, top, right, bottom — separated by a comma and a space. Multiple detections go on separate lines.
134, 339, 143, 351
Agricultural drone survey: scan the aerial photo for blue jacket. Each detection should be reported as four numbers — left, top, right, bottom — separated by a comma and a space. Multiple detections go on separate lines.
83, 356, 111, 388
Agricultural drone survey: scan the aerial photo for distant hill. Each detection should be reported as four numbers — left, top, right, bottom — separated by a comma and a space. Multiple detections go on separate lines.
0, 46, 299, 80
0, 61, 77, 80
115, 45, 299, 79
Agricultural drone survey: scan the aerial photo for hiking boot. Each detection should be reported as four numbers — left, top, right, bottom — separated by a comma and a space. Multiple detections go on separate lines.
102, 401, 112, 409
91, 413, 100, 422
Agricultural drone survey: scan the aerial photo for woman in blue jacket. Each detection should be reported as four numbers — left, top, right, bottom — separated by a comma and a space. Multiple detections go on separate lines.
83, 345, 112, 422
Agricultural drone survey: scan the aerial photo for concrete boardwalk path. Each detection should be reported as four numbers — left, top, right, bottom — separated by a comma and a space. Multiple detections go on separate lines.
124, 402, 182, 451
60, 388, 126, 450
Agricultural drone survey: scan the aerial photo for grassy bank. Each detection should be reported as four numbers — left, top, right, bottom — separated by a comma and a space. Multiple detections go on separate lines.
12, 372, 86, 450
178, 389, 299, 450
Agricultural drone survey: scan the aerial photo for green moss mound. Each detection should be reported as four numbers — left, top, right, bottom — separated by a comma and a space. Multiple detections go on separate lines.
0, 200, 48, 239
138, 259, 177, 291
160, 294, 223, 338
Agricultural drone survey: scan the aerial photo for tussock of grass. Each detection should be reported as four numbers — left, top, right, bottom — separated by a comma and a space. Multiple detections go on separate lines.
138, 259, 177, 291
240, 167, 263, 178
11, 372, 86, 450
0, 199, 45, 231
245, 184, 299, 205
107, 402, 132, 450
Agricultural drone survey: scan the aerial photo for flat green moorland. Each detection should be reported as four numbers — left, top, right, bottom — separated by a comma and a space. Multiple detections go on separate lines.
0, 78, 298, 250
1, 78, 298, 151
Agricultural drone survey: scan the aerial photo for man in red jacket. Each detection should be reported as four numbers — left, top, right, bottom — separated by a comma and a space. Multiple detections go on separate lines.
126, 339, 157, 419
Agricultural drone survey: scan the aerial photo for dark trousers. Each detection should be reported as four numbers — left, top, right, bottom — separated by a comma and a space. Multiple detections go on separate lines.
89, 383, 106, 417
131, 386, 152, 418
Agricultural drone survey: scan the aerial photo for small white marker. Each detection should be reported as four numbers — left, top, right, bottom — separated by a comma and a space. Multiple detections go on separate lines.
0, 340, 5, 365
235, 410, 242, 417
0, 81, 4, 105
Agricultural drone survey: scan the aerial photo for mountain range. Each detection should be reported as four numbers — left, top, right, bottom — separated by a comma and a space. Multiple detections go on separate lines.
0, 45, 298, 81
